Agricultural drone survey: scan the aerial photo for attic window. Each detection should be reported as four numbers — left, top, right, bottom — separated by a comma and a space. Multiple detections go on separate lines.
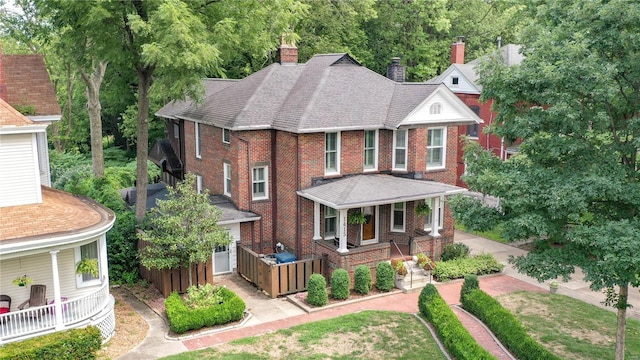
429, 103, 442, 115
452, 77, 459, 85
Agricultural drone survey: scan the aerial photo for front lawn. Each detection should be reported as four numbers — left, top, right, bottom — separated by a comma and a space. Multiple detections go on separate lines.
497, 291, 640, 360
160, 310, 447, 360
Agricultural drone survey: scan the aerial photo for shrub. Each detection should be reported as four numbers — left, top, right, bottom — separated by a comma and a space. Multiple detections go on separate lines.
460, 274, 479, 302
375, 261, 395, 292
307, 273, 328, 306
184, 284, 224, 308
441, 242, 470, 261
461, 288, 561, 360
330, 269, 351, 300
354, 265, 372, 294
418, 285, 496, 360
166, 286, 246, 334
433, 253, 504, 282
0, 326, 102, 360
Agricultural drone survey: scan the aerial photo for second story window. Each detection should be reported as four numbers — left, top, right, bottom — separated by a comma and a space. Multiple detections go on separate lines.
363, 130, 378, 171
392, 129, 407, 171
195, 123, 202, 159
223, 128, 230, 144
223, 162, 232, 196
427, 127, 446, 169
429, 102, 441, 114
252, 166, 268, 200
467, 106, 480, 138
325, 132, 340, 175
324, 206, 337, 238
173, 123, 179, 138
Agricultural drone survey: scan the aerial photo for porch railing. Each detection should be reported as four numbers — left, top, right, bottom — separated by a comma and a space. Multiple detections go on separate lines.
0, 280, 110, 343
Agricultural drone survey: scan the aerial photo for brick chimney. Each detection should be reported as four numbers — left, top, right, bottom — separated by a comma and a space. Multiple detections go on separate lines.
386, 57, 405, 82
278, 35, 298, 64
451, 36, 465, 64
0, 42, 6, 101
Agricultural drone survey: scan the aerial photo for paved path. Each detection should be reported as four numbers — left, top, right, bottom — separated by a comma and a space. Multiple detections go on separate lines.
117, 230, 640, 359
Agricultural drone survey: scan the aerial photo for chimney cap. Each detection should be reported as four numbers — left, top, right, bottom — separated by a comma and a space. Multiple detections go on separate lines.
391, 57, 401, 64
457, 36, 465, 43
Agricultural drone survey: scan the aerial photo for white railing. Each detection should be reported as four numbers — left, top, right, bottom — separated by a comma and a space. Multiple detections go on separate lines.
0, 280, 110, 343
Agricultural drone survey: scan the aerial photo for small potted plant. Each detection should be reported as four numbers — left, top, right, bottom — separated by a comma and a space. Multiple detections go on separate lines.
415, 202, 431, 217
549, 280, 559, 294
13, 275, 32, 287
390, 258, 407, 279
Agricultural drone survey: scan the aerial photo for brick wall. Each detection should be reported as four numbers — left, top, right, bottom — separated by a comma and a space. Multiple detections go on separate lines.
423, 126, 459, 186
275, 131, 299, 253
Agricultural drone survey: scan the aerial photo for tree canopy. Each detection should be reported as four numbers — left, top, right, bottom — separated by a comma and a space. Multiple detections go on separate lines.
138, 173, 231, 287
451, 1, 640, 358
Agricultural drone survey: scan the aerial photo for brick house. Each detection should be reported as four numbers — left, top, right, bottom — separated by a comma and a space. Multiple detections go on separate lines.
432, 39, 524, 187
154, 41, 481, 279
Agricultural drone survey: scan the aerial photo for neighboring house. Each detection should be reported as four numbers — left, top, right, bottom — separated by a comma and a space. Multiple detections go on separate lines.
153, 40, 481, 281
0, 46, 116, 344
432, 39, 524, 187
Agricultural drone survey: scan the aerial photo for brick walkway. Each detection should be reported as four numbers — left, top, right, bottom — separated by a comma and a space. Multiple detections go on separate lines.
182, 274, 542, 355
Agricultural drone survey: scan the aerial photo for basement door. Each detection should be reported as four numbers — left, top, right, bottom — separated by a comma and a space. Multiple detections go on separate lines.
214, 223, 240, 275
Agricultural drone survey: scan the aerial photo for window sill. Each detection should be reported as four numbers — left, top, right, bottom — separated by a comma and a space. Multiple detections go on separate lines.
252, 197, 269, 202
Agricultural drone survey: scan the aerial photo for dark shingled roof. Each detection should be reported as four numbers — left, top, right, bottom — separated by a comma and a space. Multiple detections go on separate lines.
156, 53, 469, 133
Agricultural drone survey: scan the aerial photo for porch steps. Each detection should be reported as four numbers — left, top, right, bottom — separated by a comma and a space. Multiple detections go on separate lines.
395, 261, 435, 293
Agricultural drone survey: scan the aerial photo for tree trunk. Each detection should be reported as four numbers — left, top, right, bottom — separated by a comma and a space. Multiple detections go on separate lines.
615, 283, 628, 360
62, 62, 75, 152
80, 61, 107, 178
135, 68, 152, 223
187, 263, 193, 288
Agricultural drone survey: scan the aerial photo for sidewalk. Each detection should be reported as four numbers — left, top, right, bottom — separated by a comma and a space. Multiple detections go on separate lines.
117, 230, 640, 359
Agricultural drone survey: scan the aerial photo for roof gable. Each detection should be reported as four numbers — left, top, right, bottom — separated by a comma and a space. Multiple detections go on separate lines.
0, 98, 35, 126
399, 84, 483, 127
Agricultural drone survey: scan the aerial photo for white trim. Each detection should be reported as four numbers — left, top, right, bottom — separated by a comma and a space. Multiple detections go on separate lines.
196, 174, 203, 194
427, 127, 446, 170
363, 129, 378, 172
30, 133, 42, 203
0, 124, 48, 134
324, 132, 341, 175
195, 122, 202, 159
223, 162, 232, 196
390, 202, 406, 233
251, 166, 268, 200
313, 202, 322, 240
392, 129, 408, 171
27, 115, 62, 122
424, 197, 444, 233
222, 128, 230, 144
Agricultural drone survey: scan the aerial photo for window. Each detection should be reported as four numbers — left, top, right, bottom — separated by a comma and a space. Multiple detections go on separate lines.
467, 106, 480, 138
392, 129, 408, 170
196, 175, 203, 194
173, 123, 179, 138
252, 166, 268, 200
452, 77, 459, 85
75, 241, 100, 286
325, 132, 340, 175
429, 102, 441, 114
363, 130, 378, 171
223, 162, 231, 196
223, 128, 230, 144
195, 122, 202, 159
324, 206, 337, 238
427, 127, 446, 169
424, 198, 444, 231
391, 202, 405, 232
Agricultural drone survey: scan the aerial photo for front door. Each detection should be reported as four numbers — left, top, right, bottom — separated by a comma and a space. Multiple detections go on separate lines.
361, 206, 378, 245
214, 244, 230, 274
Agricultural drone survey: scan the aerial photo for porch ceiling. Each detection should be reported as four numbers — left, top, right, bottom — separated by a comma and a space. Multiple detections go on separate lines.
297, 174, 466, 209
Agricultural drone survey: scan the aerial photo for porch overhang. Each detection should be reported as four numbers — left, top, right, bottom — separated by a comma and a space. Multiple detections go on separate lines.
296, 174, 466, 209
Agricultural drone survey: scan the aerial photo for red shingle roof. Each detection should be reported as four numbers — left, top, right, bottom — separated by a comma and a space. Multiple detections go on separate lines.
0, 97, 34, 126
2, 54, 61, 117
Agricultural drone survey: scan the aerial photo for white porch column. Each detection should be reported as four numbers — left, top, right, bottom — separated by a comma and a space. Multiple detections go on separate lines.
430, 197, 440, 237
337, 209, 349, 253
313, 202, 321, 240
49, 250, 64, 330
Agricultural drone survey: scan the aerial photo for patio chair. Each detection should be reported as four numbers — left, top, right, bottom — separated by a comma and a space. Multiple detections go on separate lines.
0, 295, 10, 323
18, 285, 47, 318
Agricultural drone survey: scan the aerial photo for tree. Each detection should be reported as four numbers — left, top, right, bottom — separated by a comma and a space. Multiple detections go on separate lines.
451, 1, 640, 359
138, 173, 231, 287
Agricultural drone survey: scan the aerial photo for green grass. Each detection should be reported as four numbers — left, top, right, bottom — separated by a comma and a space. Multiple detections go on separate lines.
160, 311, 447, 360
498, 291, 640, 360
455, 221, 506, 243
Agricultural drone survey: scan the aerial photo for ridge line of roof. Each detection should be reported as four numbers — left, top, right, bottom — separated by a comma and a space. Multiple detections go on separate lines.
237, 65, 279, 125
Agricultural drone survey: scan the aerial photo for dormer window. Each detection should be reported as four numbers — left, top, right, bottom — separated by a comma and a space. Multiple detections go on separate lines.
223, 128, 230, 144
429, 103, 442, 115
452, 77, 459, 85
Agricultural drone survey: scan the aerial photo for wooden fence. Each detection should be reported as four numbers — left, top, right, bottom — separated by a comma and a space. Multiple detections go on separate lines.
137, 239, 214, 297
237, 244, 326, 298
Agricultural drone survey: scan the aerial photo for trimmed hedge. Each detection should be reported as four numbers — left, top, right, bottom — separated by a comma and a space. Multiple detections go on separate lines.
166, 286, 246, 334
330, 269, 351, 300
461, 288, 561, 360
418, 284, 496, 360
460, 274, 479, 302
434, 253, 504, 282
375, 261, 395, 292
441, 242, 470, 261
307, 273, 328, 306
354, 265, 372, 294
0, 326, 102, 360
